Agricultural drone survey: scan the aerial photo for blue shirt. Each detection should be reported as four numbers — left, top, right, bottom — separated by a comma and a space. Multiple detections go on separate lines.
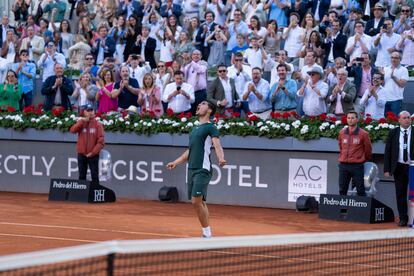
226, 21, 249, 51
268, 1, 288, 27
11, 62, 36, 94
270, 79, 297, 110
231, 44, 249, 55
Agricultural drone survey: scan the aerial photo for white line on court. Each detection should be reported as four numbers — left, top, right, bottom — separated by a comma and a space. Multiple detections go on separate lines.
0, 222, 189, 238
0, 233, 98, 243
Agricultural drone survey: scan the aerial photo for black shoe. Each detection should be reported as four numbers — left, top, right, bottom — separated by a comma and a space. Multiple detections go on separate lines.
398, 220, 408, 227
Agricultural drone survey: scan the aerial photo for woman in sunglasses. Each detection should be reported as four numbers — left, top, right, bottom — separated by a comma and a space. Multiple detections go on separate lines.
0, 70, 22, 111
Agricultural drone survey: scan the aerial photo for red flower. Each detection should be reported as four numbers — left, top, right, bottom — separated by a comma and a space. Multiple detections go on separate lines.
366, 113, 372, 117
271, 112, 281, 119
185, 112, 192, 118
6, 106, 16, 113
177, 112, 184, 119
155, 109, 162, 113
23, 105, 34, 114
282, 112, 290, 119
248, 115, 259, 122
290, 111, 298, 117
319, 113, 327, 121
365, 117, 373, 124
166, 108, 174, 117
232, 111, 241, 118
148, 110, 156, 118
329, 116, 337, 122
378, 118, 386, 124
51, 106, 64, 117
95, 111, 102, 118
341, 115, 347, 125
221, 113, 227, 119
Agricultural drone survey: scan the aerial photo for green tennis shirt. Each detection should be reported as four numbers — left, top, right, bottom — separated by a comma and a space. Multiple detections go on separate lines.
188, 122, 220, 171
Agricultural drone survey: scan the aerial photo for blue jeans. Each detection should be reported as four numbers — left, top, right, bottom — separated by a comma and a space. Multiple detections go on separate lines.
384, 100, 402, 117
19, 91, 33, 111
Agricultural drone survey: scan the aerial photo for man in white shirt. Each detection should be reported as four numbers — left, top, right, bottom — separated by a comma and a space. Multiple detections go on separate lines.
282, 12, 304, 68
267, 50, 294, 87
383, 51, 409, 116
297, 66, 329, 117
37, 41, 66, 82
242, 67, 271, 120
360, 72, 386, 120
125, 54, 151, 88
163, 71, 195, 113
227, 52, 251, 115
300, 51, 323, 80
345, 21, 372, 62
373, 18, 401, 68
244, 36, 267, 69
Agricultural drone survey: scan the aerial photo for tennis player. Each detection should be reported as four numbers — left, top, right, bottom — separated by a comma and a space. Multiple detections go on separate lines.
167, 100, 226, 238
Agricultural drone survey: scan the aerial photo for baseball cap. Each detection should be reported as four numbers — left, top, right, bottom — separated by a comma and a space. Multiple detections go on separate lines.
46, 42, 55, 47
82, 104, 94, 111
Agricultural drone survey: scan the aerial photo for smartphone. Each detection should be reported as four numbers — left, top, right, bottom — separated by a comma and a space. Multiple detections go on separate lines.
356, 57, 364, 62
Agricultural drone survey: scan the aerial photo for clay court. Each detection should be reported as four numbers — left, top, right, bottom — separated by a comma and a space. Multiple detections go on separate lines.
0, 192, 397, 257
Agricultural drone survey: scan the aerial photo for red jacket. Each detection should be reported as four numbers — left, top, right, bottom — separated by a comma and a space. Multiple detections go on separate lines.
70, 118, 105, 157
338, 126, 372, 164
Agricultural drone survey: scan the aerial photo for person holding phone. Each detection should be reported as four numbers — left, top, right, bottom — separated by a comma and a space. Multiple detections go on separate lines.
373, 18, 401, 68
163, 70, 194, 114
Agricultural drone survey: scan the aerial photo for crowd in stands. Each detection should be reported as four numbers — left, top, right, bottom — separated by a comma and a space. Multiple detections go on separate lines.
1, 0, 413, 120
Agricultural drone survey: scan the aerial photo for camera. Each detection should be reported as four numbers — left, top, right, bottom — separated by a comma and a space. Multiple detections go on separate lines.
177, 86, 181, 91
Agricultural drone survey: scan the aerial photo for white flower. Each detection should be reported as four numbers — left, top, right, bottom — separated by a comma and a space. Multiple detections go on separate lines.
172, 122, 180, 127
143, 122, 148, 126
319, 126, 325, 131
57, 121, 63, 125
181, 117, 187, 123
257, 122, 263, 127
70, 114, 76, 119
374, 126, 380, 130
292, 120, 301, 129
285, 125, 290, 131
134, 123, 139, 127
330, 125, 335, 129
265, 120, 271, 125
31, 118, 36, 122
335, 120, 342, 126
147, 122, 152, 127
300, 125, 309, 135
389, 125, 395, 129
125, 121, 130, 125
194, 120, 200, 126
187, 122, 194, 128
108, 120, 114, 125
65, 118, 69, 122
118, 117, 125, 122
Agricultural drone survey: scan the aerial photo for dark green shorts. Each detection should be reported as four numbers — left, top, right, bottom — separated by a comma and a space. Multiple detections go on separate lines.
187, 168, 212, 201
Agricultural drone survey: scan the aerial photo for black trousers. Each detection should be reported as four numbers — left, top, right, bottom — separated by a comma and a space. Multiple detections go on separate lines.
78, 154, 100, 185
394, 163, 409, 221
338, 163, 366, 196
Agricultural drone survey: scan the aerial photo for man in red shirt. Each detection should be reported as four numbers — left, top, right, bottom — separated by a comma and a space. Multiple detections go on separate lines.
70, 104, 105, 185
337, 111, 372, 196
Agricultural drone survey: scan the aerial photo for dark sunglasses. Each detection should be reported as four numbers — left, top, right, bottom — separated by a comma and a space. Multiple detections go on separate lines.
218, 70, 227, 73
402, 9, 410, 12
85, 57, 94, 60
234, 59, 243, 62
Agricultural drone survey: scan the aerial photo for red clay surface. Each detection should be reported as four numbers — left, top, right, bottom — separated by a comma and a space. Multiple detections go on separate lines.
0, 192, 397, 256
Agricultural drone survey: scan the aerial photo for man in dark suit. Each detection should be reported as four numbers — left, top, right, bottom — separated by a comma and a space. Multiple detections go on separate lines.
0, 16, 17, 48
91, 25, 116, 65
308, 0, 331, 23
207, 64, 239, 116
384, 111, 414, 226
195, 11, 217, 60
132, 25, 157, 69
41, 63, 74, 111
326, 69, 356, 116
322, 19, 347, 67
365, 3, 385, 36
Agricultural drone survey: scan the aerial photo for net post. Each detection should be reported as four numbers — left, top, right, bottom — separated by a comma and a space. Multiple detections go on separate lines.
107, 253, 115, 276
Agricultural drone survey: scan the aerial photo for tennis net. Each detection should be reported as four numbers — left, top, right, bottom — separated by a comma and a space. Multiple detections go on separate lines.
1, 229, 414, 275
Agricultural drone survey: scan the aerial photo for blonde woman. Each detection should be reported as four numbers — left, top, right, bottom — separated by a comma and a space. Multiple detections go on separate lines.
138, 73, 163, 118
72, 73, 98, 111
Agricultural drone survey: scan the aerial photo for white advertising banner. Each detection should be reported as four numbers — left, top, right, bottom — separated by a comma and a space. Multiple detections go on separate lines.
288, 159, 328, 202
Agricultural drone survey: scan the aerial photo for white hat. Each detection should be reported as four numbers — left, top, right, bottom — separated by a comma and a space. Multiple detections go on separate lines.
126, 105, 138, 114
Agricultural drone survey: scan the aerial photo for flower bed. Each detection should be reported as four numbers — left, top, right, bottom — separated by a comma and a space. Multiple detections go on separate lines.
0, 105, 403, 142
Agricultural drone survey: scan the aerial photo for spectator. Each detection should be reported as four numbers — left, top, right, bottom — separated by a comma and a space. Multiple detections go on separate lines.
321, 19, 347, 68
78, 15, 94, 43
244, 36, 267, 70
43, 0, 67, 26
37, 41, 67, 82
125, 54, 151, 90
72, 73, 98, 112
301, 12, 319, 43
300, 51, 323, 80
12, 0, 30, 23
230, 34, 249, 61
373, 18, 400, 68
0, 16, 17, 48
309, 0, 331, 23
227, 52, 251, 115
391, 0, 414, 20
345, 21, 372, 62
160, 0, 182, 19
248, 15, 268, 41
174, 31, 195, 64
182, 50, 208, 115
365, 3, 385, 36
282, 12, 304, 68
264, 0, 289, 28
20, 15, 41, 39
396, 17, 414, 67
12, 50, 36, 110
154, 61, 171, 106
52, 19, 74, 58
297, 66, 329, 117
225, 9, 249, 66
112, 65, 140, 110
207, 64, 239, 116
1, 30, 19, 64
319, 10, 338, 37
325, 57, 347, 87
383, 51, 409, 116
109, 15, 128, 64
39, 18, 53, 44
123, 15, 140, 63
92, 25, 116, 66
187, 17, 200, 47
195, 11, 217, 61
0, 70, 22, 111
95, 69, 118, 113
242, 0, 265, 25
360, 72, 386, 120
138, 73, 163, 117
326, 69, 357, 117
242, 67, 271, 120
41, 63, 74, 111
393, 5, 411, 34
270, 63, 297, 112
183, 0, 202, 20
263, 20, 281, 59
163, 70, 195, 114
82, 53, 100, 82
133, 25, 157, 69
117, 0, 141, 20
343, 8, 365, 38
67, 35, 92, 70
206, 0, 226, 26
267, 49, 294, 86
206, 28, 227, 68
301, 31, 324, 67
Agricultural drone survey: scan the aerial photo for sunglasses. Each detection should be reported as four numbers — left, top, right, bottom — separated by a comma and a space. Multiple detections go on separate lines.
158, 65, 165, 68
85, 57, 94, 60
402, 9, 410, 12
391, 56, 400, 59
234, 59, 243, 62
218, 70, 227, 73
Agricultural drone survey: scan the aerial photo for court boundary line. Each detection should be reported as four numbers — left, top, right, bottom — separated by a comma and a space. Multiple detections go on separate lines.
0, 233, 98, 243
0, 221, 189, 238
